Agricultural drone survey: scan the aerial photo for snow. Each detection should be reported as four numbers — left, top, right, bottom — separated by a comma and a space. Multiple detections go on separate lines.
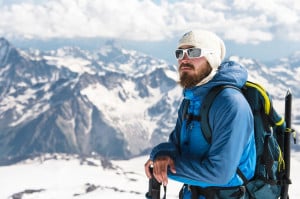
165, 68, 179, 81
44, 55, 94, 75
1, 85, 52, 127
0, 155, 179, 199
0, 154, 300, 198
80, 80, 171, 147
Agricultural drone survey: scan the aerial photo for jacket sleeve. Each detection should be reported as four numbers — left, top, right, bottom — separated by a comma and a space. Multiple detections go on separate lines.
149, 100, 187, 161
170, 89, 254, 186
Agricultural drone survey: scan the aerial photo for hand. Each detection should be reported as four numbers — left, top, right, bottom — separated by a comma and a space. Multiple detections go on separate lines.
144, 159, 154, 179
153, 156, 176, 186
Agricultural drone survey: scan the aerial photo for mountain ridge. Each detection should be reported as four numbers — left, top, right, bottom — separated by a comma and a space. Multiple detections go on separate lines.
0, 37, 299, 165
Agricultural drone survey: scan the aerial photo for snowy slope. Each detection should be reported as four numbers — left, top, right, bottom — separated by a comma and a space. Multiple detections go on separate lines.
0, 153, 300, 198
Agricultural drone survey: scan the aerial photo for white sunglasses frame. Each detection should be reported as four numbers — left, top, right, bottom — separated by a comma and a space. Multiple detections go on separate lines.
175, 48, 215, 60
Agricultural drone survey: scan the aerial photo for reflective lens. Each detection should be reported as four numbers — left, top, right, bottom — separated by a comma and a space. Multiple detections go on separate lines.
175, 48, 213, 60
175, 48, 202, 59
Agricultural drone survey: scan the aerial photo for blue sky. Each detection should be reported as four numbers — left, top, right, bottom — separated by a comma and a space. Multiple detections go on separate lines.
0, 0, 300, 64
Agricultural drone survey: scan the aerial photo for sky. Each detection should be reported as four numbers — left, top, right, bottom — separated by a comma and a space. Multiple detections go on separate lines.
0, 0, 300, 63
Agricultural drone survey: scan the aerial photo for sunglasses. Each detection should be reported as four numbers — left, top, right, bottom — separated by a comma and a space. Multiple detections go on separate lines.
175, 48, 214, 60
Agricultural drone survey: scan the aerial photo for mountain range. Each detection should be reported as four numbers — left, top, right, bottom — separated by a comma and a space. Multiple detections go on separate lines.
0, 37, 299, 165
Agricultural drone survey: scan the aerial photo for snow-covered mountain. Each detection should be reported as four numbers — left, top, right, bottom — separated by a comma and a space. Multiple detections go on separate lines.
0, 38, 181, 164
0, 37, 299, 165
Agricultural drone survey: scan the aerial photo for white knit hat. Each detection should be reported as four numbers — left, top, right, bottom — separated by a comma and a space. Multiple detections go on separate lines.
177, 30, 226, 70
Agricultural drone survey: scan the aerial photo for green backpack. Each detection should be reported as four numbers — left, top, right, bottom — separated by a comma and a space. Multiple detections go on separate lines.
182, 81, 295, 198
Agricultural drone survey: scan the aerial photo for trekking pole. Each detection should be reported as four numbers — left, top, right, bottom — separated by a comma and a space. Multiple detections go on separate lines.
145, 165, 162, 199
281, 89, 293, 199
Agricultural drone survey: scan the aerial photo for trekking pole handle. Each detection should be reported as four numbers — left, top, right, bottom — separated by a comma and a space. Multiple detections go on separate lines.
145, 165, 162, 199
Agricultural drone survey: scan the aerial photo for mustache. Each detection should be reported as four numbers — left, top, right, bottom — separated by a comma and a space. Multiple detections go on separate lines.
180, 63, 194, 69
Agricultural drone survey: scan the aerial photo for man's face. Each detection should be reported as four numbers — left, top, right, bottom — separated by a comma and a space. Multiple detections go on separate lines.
177, 45, 212, 88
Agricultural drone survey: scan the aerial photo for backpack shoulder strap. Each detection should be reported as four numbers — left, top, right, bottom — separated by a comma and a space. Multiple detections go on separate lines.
200, 85, 240, 144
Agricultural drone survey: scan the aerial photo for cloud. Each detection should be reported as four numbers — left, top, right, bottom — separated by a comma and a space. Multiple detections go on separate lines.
0, 0, 299, 44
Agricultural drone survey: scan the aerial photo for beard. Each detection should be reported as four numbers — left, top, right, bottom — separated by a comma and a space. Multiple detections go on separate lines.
178, 63, 212, 88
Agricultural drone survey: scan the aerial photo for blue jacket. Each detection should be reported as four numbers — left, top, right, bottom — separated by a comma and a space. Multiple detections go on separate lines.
150, 61, 256, 187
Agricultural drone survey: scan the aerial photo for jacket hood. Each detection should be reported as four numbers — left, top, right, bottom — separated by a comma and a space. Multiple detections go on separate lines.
211, 60, 247, 88
183, 61, 248, 100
